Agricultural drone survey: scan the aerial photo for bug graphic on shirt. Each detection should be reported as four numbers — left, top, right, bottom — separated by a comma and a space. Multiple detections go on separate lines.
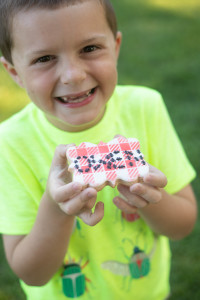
101, 237, 157, 281
62, 256, 91, 298
102, 246, 150, 279
72, 218, 84, 238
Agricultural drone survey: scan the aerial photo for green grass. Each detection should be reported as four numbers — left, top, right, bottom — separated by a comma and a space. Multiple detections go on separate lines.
0, 68, 29, 120
0, 0, 200, 299
0, 239, 26, 300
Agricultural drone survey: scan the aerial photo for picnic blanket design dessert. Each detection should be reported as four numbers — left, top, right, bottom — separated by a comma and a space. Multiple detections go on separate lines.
67, 137, 149, 190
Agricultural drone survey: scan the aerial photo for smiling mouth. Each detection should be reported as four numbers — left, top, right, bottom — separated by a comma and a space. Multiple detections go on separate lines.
56, 87, 96, 104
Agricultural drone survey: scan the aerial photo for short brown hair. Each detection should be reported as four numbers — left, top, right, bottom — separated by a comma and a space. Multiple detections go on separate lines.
0, 0, 117, 64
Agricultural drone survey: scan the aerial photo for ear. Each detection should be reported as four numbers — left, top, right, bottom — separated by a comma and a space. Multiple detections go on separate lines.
115, 31, 122, 60
0, 56, 24, 88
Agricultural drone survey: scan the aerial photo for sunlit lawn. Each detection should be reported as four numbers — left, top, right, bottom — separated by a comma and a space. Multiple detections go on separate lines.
0, 0, 200, 299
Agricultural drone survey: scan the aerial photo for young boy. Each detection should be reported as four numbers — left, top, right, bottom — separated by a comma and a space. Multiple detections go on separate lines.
0, 0, 197, 299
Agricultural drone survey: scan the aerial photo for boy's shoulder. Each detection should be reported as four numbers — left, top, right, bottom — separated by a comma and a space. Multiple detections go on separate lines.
0, 103, 37, 144
113, 85, 163, 113
114, 85, 162, 101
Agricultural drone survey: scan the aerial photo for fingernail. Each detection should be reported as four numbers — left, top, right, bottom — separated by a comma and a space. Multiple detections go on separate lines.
118, 193, 128, 201
130, 184, 140, 193
145, 174, 153, 183
113, 197, 119, 205
87, 191, 94, 198
72, 183, 82, 191
117, 184, 123, 192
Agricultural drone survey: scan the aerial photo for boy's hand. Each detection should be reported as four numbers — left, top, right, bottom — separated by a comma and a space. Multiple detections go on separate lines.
46, 145, 104, 226
113, 165, 167, 213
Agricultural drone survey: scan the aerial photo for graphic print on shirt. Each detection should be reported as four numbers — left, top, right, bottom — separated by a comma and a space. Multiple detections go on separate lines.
121, 211, 140, 223
113, 189, 140, 228
62, 255, 91, 298
119, 210, 141, 232
101, 235, 157, 286
72, 218, 84, 238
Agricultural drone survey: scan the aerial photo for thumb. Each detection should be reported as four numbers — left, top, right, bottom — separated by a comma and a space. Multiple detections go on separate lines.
79, 202, 104, 226
51, 144, 75, 170
114, 134, 125, 139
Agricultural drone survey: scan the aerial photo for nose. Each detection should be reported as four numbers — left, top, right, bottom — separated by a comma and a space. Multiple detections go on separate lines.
60, 58, 86, 85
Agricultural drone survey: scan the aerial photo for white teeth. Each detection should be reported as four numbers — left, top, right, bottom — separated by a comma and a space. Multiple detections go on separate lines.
58, 88, 94, 104
86, 90, 91, 96
62, 97, 68, 102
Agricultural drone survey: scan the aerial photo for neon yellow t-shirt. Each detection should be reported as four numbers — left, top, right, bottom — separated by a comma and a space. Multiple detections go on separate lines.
0, 86, 196, 300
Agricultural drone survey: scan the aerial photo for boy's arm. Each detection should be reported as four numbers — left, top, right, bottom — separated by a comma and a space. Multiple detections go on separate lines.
2, 145, 104, 286
113, 165, 197, 240
138, 184, 197, 240
3, 198, 75, 287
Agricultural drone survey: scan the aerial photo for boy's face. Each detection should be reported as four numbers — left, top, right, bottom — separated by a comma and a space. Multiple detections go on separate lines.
4, 0, 121, 132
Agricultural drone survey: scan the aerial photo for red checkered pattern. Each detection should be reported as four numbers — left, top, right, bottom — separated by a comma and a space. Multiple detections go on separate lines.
67, 137, 149, 188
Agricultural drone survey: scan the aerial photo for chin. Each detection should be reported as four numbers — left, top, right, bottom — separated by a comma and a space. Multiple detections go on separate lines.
67, 116, 101, 132
70, 112, 101, 126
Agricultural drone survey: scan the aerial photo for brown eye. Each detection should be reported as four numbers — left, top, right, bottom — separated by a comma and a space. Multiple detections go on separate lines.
82, 45, 98, 53
36, 55, 55, 63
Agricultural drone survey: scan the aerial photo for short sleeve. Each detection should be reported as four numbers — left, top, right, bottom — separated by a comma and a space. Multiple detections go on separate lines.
0, 138, 42, 234
146, 92, 196, 194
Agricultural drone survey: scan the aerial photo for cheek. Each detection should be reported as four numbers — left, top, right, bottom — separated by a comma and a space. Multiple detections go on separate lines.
94, 60, 118, 85
103, 64, 118, 95
25, 73, 54, 98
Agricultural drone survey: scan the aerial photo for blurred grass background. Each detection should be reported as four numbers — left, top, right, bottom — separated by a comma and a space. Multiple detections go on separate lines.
0, 0, 200, 299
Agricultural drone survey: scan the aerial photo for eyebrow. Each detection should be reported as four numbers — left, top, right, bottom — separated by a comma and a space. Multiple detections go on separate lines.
80, 35, 107, 44
27, 35, 108, 57
28, 49, 56, 56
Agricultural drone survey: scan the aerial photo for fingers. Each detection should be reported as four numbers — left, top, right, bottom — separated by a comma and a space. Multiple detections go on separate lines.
51, 144, 73, 170
56, 184, 104, 226
114, 134, 123, 138
113, 196, 138, 213
78, 202, 104, 226
118, 182, 161, 207
59, 187, 104, 226
117, 185, 149, 208
48, 144, 104, 226
129, 183, 162, 204
116, 164, 167, 211
59, 187, 97, 215
49, 144, 75, 186
48, 144, 77, 197
144, 165, 167, 188
53, 182, 83, 203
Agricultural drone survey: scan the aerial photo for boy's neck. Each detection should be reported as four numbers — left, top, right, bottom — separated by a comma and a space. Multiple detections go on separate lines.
45, 106, 106, 132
